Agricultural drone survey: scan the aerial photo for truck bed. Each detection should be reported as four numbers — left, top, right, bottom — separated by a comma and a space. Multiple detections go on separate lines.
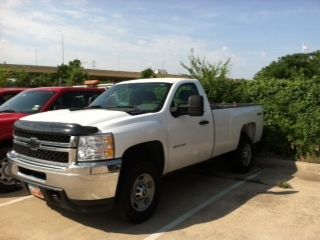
211, 103, 259, 110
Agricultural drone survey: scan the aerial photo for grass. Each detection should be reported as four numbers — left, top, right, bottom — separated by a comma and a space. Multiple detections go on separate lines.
299, 154, 320, 164
277, 181, 293, 189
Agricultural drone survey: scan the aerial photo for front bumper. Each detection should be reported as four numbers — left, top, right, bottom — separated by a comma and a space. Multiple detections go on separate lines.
8, 151, 121, 202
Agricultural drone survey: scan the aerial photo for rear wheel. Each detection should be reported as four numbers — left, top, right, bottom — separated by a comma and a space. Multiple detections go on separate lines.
0, 147, 21, 193
117, 161, 160, 223
232, 134, 254, 173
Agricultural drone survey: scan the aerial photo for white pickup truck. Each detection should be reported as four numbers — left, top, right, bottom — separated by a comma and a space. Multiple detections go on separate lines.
8, 78, 263, 222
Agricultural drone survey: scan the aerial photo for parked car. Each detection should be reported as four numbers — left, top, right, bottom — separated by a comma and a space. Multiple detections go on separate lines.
0, 87, 104, 192
0, 88, 27, 106
8, 78, 263, 222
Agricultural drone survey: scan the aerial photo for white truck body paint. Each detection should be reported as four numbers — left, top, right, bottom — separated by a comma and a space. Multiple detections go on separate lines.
20, 78, 263, 174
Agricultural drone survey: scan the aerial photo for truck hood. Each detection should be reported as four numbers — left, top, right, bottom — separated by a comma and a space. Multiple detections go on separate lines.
21, 109, 130, 127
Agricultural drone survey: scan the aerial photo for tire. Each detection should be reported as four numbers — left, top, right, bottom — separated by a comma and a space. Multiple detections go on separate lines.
0, 147, 21, 193
117, 161, 161, 223
232, 134, 254, 173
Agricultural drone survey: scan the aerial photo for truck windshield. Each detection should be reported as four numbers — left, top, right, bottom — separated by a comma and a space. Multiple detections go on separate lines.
89, 83, 172, 114
0, 91, 55, 114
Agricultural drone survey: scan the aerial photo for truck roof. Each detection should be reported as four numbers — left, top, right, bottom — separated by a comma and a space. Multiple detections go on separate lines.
117, 78, 193, 84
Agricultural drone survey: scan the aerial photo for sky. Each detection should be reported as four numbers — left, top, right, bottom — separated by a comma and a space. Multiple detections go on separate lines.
0, 0, 319, 79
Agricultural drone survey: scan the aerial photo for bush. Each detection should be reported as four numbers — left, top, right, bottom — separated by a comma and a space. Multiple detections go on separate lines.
230, 78, 320, 158
182, 51, 320, 159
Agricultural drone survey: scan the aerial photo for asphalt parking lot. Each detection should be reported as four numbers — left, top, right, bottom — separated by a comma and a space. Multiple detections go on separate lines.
1, 157, 320, 240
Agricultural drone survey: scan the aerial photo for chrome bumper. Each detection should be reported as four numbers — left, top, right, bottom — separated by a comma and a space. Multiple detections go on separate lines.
8, 151, 121, 201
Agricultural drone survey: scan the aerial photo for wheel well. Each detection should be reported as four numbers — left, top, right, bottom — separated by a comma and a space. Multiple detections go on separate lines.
0, 139, 13, 157
122, 141, 165, 175
241, 123, 256, 142
115, 141, 165, 201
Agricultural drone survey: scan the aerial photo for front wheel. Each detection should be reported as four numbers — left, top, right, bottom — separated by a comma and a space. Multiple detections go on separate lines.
0, 147, 21, 193
117, 161, 160, 223
232, 134, 254, 173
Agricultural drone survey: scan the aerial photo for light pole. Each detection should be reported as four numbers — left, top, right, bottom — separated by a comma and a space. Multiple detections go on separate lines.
35, 48, 38, 65
62, 32, 65, 64
117, 54, 120, 71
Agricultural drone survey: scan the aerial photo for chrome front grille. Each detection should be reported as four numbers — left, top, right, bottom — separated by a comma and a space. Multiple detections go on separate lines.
12, 132, 77, 166
13, 143, 69, 163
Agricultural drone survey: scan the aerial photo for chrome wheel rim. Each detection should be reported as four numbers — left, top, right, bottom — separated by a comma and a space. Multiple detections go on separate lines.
0, 157, 15, 185
131, 173, 155, 212
241, 144, 252, 167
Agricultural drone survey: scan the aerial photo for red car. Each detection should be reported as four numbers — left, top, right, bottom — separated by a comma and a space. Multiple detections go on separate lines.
0, 88, 27, 106
0, 87, 104, 192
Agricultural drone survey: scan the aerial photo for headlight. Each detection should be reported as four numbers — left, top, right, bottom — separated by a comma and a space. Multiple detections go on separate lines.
77, 133, 115, 162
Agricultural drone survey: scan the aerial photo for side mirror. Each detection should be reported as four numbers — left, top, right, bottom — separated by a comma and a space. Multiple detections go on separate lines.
188, 95, 204, 116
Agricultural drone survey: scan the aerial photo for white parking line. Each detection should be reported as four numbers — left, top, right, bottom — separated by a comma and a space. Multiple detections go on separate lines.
0, 195, 33, 208
145, 170, 263, 240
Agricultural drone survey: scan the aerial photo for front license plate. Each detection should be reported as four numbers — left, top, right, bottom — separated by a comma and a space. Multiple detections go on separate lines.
28, 184, 44, 199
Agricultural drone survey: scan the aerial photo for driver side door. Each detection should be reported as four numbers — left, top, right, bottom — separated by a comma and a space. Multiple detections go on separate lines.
166, 83, 213, 171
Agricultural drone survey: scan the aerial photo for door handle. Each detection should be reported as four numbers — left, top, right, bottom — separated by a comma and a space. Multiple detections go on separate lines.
199, 120, 209, 125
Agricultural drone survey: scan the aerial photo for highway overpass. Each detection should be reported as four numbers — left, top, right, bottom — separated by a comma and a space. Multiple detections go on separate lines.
0, 64, 180, 83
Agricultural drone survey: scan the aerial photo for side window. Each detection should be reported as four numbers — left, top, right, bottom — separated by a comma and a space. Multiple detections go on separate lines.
3, 94, 16, 101
172, 83, 199, 106
85, 92, 101, 105
0, 96, 5, 105
52, 92, 87, 110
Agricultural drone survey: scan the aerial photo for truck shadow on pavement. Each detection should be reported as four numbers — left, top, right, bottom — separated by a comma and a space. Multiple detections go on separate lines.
53, 157, 298, 235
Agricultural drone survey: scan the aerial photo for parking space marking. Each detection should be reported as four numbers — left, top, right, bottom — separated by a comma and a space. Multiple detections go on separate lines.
0, 195, 33, 208
145, 170, 262, 240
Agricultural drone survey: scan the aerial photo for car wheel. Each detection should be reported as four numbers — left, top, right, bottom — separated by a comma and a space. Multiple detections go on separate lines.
232, 134, 254, 173
0, 147, 21, 193
117, 161, 160, 223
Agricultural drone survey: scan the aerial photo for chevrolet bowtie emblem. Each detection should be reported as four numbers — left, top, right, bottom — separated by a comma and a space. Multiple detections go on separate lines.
28, 137, 40, 150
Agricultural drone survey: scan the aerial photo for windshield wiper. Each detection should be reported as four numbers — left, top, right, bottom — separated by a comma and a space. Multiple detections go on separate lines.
86, 105, 102, 109
106, 106, 146, 115
0, 109, 16, 113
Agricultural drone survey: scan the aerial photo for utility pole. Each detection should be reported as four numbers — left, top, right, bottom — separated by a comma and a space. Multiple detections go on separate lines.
117, 54, 120, 71
61, 31, 65, 64
162, 49, 164, 70
35, 48, 38, 65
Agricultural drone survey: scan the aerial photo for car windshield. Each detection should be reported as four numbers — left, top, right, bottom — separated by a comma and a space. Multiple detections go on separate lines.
0, 90, 55, 114
89, 83, 172, 115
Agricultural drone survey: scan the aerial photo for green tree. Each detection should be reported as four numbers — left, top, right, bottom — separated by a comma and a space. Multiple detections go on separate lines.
55, 59, 87, 86
30, 74, 53, 87
0, 67, 32, 87
0, 67, 11, 86
255, 50, 320, 80
180, 50, 231, 102
141, 68, 156, 78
